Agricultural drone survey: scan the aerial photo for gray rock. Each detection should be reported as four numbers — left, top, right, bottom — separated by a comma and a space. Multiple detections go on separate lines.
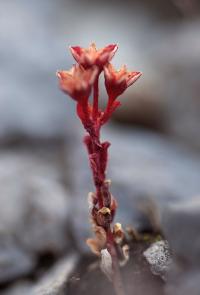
115, 20, 200, 150
2, 254, 78, 295
0, 147, 71, 283
0, 149, 70, 254
156, 20, 200, 146
160, 197, 200, 267
165, 270, 200, 295
0, 232, 35, 284
143, 240, 172, 280
2, 282, 33, 295
32, 254, 78, 295
0, 0, 75, 141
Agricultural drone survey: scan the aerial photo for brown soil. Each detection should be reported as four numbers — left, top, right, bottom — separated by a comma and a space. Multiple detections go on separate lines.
67, 238, 165, 295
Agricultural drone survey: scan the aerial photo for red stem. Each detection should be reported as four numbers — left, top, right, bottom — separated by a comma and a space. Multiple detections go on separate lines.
84, 75, 125, 295
100, 95, 117, 125
107, 229, 125, 295
93, 77, 99, 120
96, 185, 104, 208
87, 129, 125, 295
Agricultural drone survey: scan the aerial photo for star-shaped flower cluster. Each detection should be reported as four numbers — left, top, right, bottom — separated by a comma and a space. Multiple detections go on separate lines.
57, 43, 142, 128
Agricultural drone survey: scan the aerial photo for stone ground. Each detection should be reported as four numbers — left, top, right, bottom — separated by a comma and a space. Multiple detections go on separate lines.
67, 238, 165, 295
0, 126, 199, 294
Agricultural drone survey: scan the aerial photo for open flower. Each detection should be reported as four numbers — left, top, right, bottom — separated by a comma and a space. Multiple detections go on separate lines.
57, 65, 98, 101
104, 63, 142, 99
70, 43, 118, 69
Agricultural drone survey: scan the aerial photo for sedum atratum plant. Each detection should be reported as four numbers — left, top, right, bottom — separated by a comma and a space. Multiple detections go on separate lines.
57, 43, 142, 295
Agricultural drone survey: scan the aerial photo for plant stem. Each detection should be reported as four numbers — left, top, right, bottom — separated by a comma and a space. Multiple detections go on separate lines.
107, 229, 126, 295
93, 77, 99, 120
87, 74, 126, 295
90, 135, 125, 295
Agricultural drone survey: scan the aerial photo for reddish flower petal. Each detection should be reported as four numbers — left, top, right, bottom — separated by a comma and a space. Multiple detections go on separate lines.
70, 46, 84, 63
104, 63, 142, 98
126, 71, 142, 87
57, 65, 98, 101
70, 43, 118, 69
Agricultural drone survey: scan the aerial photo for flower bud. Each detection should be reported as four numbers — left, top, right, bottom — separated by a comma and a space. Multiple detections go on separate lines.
57, 65, 98, 101
70, 43, 118, 69
104, 63, 142, 99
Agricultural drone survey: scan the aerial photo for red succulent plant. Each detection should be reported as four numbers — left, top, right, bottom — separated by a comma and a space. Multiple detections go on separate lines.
57, 42, 142, 295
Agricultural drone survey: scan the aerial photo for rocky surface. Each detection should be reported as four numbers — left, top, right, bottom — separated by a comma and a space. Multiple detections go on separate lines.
0, 233, 35, 284
165, 270, 200, 295
1, 126, 200, 294
161, 197, 200, 267
160, 197, 200, 294
0, 0, 76, 141
0, 126, 199, 293
67, 240, 165, 295
2, 254, 78, 295
113, 20, 200, 150
32, 254, 78, 295
143, 240, 172, 280
0, 143, 71, 284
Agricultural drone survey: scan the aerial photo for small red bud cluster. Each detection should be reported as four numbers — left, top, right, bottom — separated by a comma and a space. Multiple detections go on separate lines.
57, 43, 141, 294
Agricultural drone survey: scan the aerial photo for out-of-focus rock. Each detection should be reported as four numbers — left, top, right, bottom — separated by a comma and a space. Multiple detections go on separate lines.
0, 0, 76, 141
32, 254, 78, 295
0, 145, 71, 282
159, 197, 200, 294
0, 149, 70, 254
2, 281, 32, 295
143, 240, 172, 280
160, 197, 200, 267
112, 80, 165, 132
2, 254, 78, 295
114, 20, 200, 150
165, 270, 200, 295
0, 232, 35, 284
156, 20, 200, 150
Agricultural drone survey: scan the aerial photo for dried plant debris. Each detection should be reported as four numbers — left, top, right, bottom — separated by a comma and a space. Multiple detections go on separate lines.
100, 249, 113, 281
